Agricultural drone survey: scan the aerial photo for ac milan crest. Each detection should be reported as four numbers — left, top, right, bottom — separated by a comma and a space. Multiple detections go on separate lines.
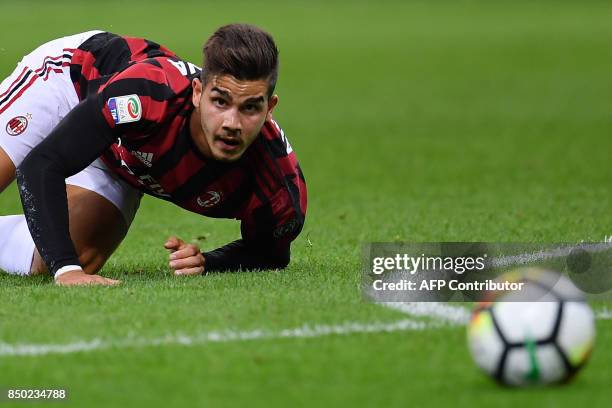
196, 191, 222, 208
5, 116, 28, 136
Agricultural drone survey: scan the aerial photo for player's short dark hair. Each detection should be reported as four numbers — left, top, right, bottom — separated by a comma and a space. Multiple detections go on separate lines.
201, 24, 279, 97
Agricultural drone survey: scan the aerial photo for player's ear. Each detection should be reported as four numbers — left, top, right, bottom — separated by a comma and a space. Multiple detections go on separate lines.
266, 94, 279, 120
192, 78, 203, 108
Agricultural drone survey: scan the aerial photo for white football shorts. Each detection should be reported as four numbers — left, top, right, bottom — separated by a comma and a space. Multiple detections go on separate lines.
0, 30, 142, 224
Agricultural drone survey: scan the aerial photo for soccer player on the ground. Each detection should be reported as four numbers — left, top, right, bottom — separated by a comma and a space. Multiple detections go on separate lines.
0, 24, 307, 286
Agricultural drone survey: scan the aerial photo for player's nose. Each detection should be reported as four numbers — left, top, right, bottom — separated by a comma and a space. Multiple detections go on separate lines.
222, 108, 242, 135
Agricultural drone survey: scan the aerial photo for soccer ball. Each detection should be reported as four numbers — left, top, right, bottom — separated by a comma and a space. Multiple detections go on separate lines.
467, 268, 595, 386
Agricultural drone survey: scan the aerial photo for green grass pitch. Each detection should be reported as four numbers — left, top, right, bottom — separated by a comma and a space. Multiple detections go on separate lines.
1, 1, 612, 406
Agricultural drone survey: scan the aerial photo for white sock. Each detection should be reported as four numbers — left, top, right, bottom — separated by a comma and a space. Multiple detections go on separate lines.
0, 214, 36, 275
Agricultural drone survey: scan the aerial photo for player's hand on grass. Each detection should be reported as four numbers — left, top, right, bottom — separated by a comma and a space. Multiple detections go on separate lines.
164, 236, 205, 276
54, 269, 121, 286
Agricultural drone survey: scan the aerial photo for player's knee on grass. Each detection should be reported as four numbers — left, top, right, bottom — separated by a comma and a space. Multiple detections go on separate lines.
30, 185, 129, 276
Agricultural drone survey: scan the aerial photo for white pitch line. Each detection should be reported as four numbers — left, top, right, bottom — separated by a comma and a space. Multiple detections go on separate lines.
596, 309, 612, 320
384, 302, 470, 325
0, 319, 434, 358
6, 246, 611, 358
490, 242, 612, 268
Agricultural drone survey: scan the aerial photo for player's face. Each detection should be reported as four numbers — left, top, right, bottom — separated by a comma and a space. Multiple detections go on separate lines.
191, 75, 278, 162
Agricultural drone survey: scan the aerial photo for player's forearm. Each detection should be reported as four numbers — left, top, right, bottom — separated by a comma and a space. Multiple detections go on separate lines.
16, 98, 115, 276
203, 239, 290, 272
17, 159, 79, 274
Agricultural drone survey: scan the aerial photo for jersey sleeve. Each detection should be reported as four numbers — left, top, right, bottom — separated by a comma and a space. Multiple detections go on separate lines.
94, 61, 174, 141
203, 174, 306, 272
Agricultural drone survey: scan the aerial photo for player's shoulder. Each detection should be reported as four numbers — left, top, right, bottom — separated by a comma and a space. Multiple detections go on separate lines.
77, 32, 200, 87
157, 57, 201, 78
155, 57, 201, 88
132, 56, 201, 87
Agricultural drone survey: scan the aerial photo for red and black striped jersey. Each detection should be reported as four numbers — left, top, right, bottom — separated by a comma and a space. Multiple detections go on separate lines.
69, 32, 307, 249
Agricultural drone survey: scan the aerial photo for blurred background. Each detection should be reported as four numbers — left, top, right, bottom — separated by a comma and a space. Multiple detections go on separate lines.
2, 0, 611, 244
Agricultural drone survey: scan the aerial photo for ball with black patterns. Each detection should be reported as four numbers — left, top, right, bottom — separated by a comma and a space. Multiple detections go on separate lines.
467, 268, 595, 386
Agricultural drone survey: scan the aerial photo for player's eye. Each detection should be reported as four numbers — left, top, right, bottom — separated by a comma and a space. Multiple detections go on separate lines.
242, 104, 261, 113
212, 97, 227, 107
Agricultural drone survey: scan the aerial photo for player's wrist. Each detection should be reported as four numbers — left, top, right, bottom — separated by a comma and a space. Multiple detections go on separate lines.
54, 265, 84, 280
